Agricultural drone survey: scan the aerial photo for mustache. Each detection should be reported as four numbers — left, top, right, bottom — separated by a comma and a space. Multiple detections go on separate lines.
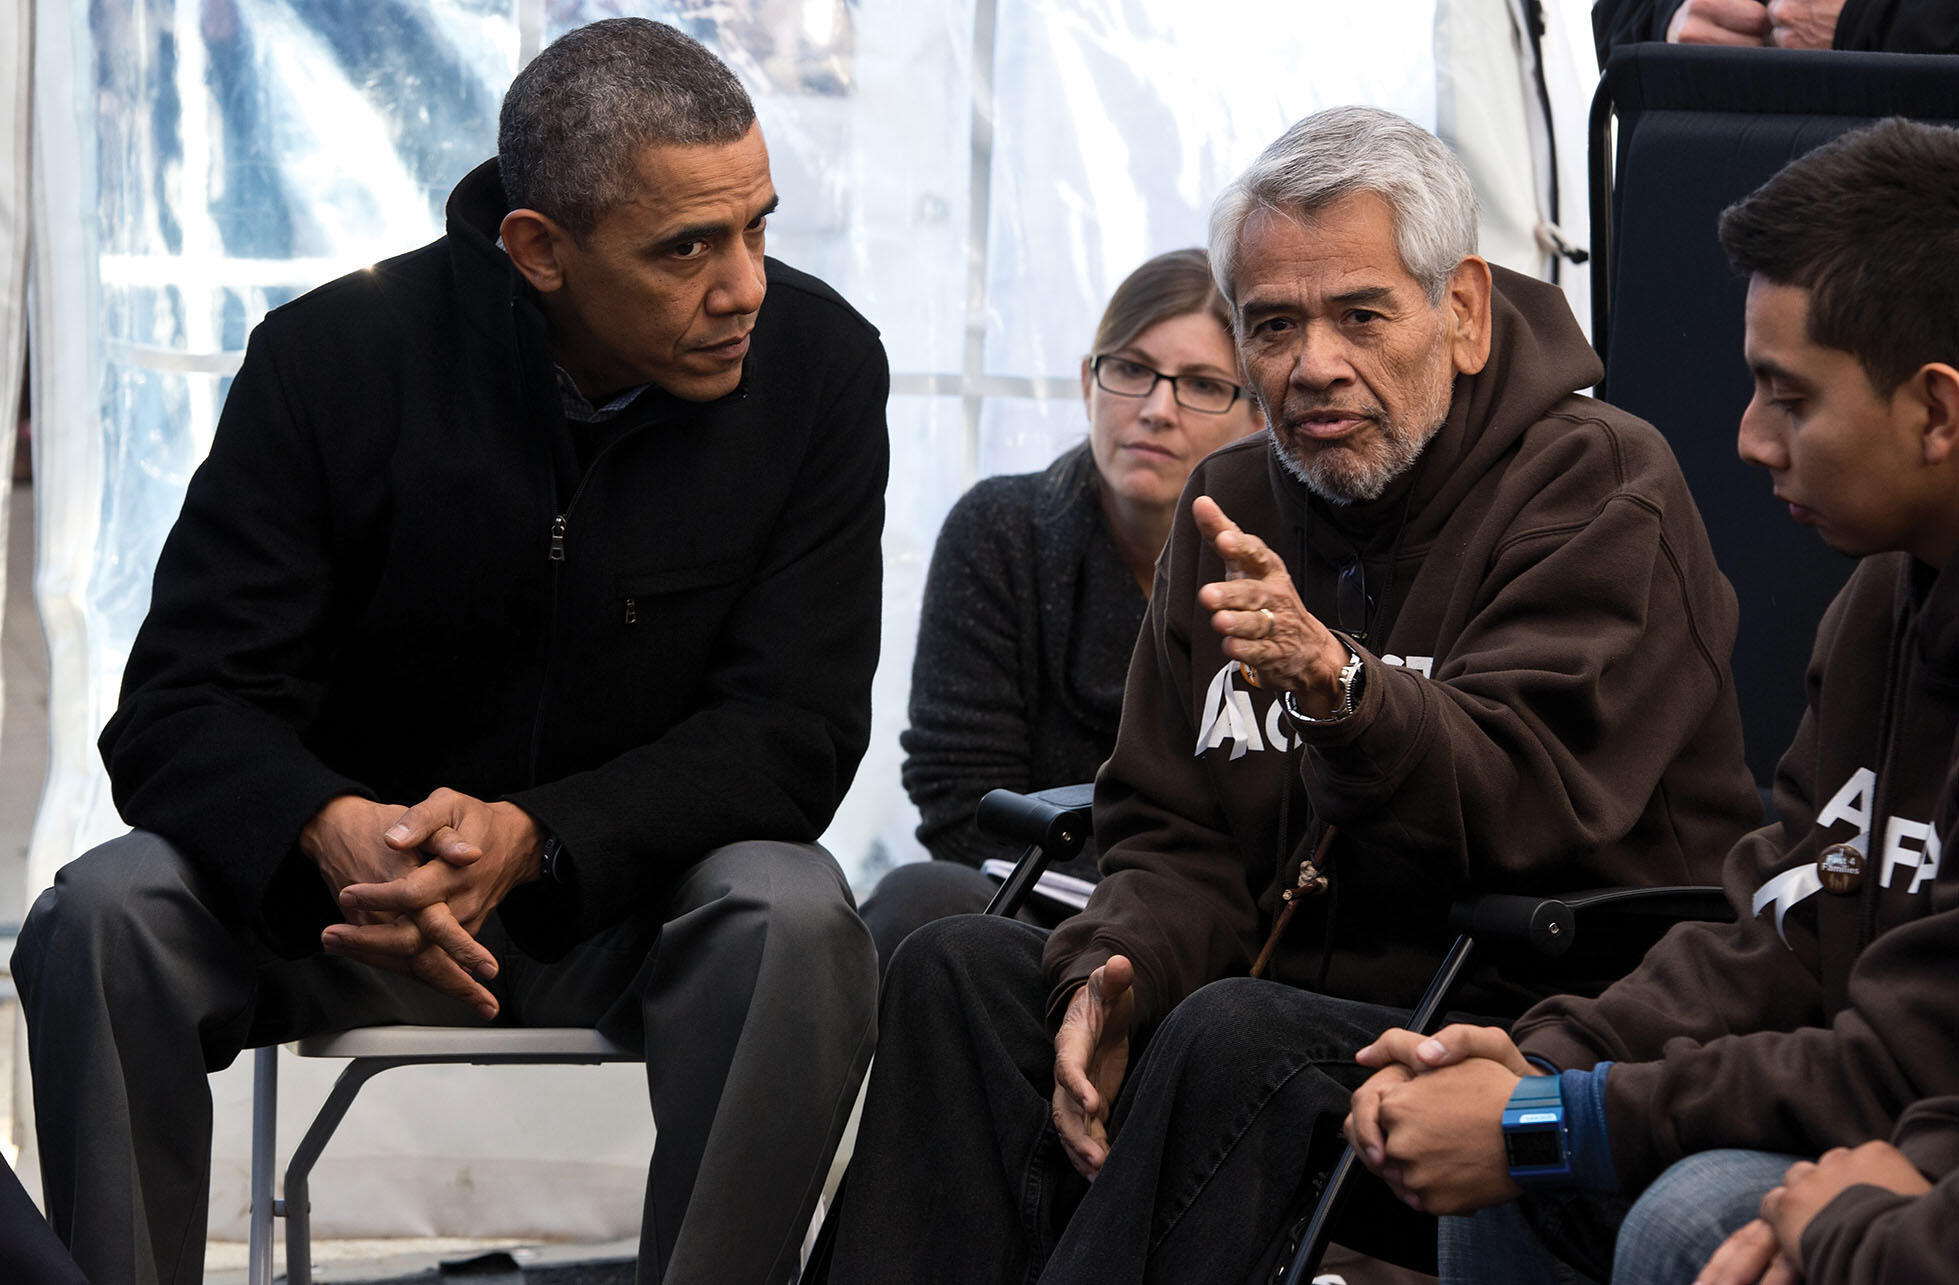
1272, 395, 1386, 430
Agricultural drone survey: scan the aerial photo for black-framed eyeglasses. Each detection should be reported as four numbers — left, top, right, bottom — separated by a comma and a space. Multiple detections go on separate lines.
1090, 354, 1246, 415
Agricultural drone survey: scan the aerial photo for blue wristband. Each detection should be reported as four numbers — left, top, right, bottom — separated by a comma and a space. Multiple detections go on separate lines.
1502, 1074, 1572, 1187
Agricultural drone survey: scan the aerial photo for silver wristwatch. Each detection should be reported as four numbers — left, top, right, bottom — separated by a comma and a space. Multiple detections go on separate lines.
1283, 647, 1364, 723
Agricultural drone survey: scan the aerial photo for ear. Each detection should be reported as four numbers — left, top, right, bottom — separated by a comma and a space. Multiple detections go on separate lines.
1081, 355, 1095, 407
500, 208, 572, 295
1443, 256, 1494, 377
1912, 362, 1959, 466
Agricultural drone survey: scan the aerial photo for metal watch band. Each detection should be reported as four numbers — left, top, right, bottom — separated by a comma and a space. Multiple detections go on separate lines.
1281, 647, 1363, 723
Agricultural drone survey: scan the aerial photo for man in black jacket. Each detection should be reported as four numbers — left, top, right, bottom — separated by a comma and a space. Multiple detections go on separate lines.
12, 19, 887, 1285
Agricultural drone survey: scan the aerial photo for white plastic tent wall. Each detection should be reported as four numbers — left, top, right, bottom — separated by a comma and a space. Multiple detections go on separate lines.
5, 0, 1596, 1244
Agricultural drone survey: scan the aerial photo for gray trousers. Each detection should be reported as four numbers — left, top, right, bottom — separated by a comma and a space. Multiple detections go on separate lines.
11, 830, 878, 1285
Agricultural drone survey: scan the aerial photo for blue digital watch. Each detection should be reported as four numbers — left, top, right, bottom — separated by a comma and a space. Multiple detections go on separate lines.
1501, 1074, 1573, 1188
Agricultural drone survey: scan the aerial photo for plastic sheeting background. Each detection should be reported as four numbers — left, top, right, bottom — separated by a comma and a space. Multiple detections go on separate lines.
30, 0, 1445, 906
21, 0, 1593, 1242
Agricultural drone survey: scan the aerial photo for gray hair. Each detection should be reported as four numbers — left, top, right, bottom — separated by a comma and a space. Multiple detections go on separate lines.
1208, 106, 1478, 305
499, 18, 756, 239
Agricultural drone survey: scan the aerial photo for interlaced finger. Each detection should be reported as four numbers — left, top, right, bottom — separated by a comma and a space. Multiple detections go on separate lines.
415, 901, 499, 981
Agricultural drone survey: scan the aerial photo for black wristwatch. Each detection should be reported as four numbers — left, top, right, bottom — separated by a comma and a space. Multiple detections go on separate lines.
540, 834, 570, 884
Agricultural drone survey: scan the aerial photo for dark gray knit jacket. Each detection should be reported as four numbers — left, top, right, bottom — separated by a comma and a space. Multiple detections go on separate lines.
900, 442, 1144, 870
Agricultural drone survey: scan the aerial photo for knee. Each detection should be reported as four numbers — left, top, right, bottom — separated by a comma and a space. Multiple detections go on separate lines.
699, 840, 875, 985
1615, 1150, 1793, 1282
1148, 978, 1372, 1086
14, 832, 207, 1001
1153, 977, 1297, 1052
885, 911, 1039, 989
863, 861, 994, 930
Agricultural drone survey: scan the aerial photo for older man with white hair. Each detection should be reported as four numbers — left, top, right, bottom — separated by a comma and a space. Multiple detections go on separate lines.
820, 106, 1758, 1282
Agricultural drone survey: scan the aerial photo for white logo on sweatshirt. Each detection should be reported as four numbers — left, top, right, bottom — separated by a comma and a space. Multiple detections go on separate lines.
1192, 654, 1435, 758
1752, 765, 1943, 947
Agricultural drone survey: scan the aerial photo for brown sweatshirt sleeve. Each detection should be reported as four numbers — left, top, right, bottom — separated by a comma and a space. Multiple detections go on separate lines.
1516, 563, 1959, 1189
1285, 479, 1732, 886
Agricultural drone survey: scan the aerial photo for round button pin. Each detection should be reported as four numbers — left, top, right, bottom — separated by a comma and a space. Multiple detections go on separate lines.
1817, 842, 1864, 895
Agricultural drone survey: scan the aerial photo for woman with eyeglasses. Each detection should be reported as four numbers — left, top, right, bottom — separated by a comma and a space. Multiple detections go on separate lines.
861, 248, 1263, 971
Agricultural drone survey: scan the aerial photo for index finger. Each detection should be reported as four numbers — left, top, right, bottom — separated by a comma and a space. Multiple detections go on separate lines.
1355, 1027, 1431, 1072
1191, 496, 1283, 581
1421, 1023, 1533, 1074
1345, 1063, 1414, 1166
341, 860, 464, 915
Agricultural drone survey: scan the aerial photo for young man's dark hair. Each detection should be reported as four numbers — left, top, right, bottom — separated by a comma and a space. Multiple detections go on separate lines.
1718, 116, 1959, 394
497, 17, 755, 239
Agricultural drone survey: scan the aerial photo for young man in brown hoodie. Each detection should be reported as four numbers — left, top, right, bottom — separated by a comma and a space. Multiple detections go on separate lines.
818, 106, 1762, 1283
1344, 117, 1959, 1285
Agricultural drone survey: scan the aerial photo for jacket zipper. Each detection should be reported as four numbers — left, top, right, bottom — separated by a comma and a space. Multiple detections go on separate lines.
526, 421, 671, 785
1858, 576, 1918, 952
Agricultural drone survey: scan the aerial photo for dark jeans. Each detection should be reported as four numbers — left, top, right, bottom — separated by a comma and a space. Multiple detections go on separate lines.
858, 860, 1075, 978
825, 914, 1432, 1284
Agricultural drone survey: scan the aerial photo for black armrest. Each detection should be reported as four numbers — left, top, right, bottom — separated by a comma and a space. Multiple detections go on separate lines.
975, 785, 1094, 919
1446, 884, 1733, 959
975, 785, 1093, 855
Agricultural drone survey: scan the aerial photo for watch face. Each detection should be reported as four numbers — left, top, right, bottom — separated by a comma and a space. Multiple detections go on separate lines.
1504, 1128, 1564, 1170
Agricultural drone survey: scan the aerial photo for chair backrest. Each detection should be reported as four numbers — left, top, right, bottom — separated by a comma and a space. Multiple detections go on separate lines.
1590, 45, 1959, 786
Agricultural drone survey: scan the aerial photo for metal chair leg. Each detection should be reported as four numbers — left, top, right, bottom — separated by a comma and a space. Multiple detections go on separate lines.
281, 1059, 394, 1285
248, 1046, 278, 1285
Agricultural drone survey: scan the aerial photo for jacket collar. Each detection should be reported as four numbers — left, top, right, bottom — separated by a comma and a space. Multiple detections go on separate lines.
441, 158, 754, 416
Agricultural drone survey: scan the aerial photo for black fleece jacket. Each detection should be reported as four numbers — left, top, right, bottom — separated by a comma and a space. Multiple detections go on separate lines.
900, 442, 1143, 869
100, 158, 890, 958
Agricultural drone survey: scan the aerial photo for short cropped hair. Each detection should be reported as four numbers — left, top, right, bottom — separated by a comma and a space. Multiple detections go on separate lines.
499, 18, 756, 239
1091, 248, 1234, 360
1719, 117, 1959, 395
1208, 106, 1478, 306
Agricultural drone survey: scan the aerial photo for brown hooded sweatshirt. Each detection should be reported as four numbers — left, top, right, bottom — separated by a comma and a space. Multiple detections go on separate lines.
1043, 266, 1761, 1035
1516, 552, 1959, 1196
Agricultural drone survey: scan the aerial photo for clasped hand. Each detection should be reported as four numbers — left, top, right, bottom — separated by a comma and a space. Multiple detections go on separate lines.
1192, 496, 1350, 715
301, 789, 544, 1019
1343, 1023, 1537, 1215
1666, 0, 1842, 49
1695, 1140, 1933, 1284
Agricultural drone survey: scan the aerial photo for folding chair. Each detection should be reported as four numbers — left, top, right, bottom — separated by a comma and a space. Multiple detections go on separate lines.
246, 1026, 637, 1285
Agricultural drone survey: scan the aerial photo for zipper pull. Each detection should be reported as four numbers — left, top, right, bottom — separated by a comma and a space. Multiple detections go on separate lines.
549, 514, 567, 562
625, 597, 637, 625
